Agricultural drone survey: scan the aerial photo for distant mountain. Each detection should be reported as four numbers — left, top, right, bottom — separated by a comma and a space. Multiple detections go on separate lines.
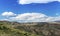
54, 20, 60, 22
0, 21, 60, 36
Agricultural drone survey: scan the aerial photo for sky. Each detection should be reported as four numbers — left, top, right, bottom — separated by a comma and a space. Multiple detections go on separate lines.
0, 0, 60, 22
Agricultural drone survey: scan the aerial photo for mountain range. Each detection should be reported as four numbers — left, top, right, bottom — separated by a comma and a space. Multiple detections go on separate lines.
0, 21, 60, 36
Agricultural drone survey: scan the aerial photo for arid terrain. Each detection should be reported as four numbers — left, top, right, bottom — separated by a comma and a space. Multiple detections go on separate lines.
0, 21, 60, 36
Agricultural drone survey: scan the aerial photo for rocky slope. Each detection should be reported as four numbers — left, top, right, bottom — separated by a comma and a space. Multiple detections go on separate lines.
0, 21, 60, 36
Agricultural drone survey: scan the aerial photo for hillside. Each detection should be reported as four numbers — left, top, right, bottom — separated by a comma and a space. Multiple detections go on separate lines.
0, 21, 60, 36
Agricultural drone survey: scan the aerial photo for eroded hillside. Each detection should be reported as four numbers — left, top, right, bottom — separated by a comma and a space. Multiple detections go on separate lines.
0, 21, 60, 36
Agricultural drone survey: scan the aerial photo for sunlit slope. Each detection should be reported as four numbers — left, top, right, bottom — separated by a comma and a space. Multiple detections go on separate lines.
0, 21, 60, 36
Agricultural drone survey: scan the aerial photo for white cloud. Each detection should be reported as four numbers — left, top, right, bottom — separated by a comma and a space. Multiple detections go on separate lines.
2, 12, 16, 17
1, 12, 60, 22
18, 0, 60, 4
9, 13, 60, 22
0, 18, 10, 21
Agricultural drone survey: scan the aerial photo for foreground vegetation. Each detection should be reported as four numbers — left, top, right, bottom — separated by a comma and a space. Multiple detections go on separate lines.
0, 21, 60, 36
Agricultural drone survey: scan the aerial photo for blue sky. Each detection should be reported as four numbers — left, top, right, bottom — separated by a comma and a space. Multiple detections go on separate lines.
0, 0, 60, 22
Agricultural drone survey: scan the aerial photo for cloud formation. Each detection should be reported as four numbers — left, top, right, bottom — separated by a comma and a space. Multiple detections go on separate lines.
18, 0, 60, 4
1, 12, 60, 22
9, 13, 60, 22
2, 12, 16, 17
